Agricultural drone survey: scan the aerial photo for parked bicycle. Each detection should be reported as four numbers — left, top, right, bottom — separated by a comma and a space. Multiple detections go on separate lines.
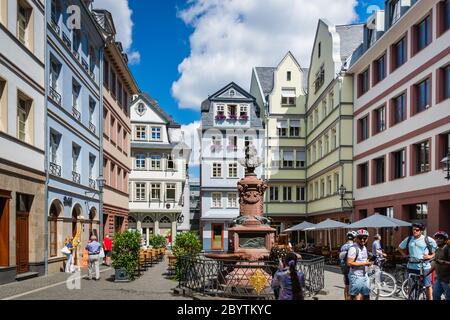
367, 258, 397, 298
392, 263, 409, 299
401, 257, 429, 300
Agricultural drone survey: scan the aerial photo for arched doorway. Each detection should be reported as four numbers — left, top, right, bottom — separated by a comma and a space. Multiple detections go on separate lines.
128, 215, 137, 230
142, 216, 154, 246
71, 204, 82, 265
89, 207, 97, 238
159, 216, 172, 244
49, 200, 63, 258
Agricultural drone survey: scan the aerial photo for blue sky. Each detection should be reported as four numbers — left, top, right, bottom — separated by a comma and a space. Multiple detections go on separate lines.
127, 0, 384, 126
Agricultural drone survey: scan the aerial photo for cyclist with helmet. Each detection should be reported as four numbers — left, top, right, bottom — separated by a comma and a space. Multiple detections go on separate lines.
339, 231, 357, 300
424, 231, 450, 300
398, 223, 437, 300
347, 229, 373, 300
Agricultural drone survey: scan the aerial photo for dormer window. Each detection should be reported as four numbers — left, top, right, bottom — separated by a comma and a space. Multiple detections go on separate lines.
239, 105, 248, 120
228, 105, 237, 120
215, 105, 225, 121
390, 0, 401, 26
136, 102, 146, 115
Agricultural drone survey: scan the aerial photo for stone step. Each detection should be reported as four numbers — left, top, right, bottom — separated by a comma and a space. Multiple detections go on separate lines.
15, 272, 39, 281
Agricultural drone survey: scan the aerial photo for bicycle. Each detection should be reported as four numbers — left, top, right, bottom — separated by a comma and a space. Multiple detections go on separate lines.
401, 257, 430, 300
367, 258, 397, 298
392, 263, 408, 299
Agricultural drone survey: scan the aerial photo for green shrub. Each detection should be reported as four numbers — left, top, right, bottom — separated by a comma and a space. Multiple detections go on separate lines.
148, 234, 167, 248
172, 232, 202, 280
111, 230, 141, 280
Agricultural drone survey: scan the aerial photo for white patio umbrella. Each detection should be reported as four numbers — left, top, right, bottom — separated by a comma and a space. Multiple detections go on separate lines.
303, 219, 350, 252
347, 213, 411, 229
284, 221, 316, 246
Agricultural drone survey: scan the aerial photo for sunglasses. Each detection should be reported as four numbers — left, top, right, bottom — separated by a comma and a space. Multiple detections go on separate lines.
358, 236, 368, 240
412, 228, 421, 232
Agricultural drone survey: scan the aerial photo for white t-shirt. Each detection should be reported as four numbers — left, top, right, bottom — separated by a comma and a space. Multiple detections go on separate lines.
347, 244, 368, 277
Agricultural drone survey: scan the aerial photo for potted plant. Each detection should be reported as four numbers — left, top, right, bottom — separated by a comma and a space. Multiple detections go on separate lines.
172, 232, 202, 281
111, 230, 141, 282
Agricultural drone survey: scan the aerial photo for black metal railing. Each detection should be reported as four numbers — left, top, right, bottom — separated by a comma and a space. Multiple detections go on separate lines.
49, 87, 62, 105
50, 162, 61, 177
62, 32, 71, 49
177, 253, 324, 299
50, 19, 60, 34
72, 171, 81, 184
72, 107, 81, 121
81, 58, 89, 72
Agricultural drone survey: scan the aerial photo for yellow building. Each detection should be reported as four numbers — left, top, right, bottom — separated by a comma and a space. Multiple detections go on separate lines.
250, 52, 308, 234
305, 20, 363, 247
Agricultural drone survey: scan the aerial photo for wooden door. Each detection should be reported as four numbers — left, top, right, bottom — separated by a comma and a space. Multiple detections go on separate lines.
0, 197, 9, 266
16, 211, 29, 274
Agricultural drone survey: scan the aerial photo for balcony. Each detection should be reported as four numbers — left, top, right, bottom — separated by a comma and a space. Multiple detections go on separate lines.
49, 19, 60, 34
81, 58, 89, 72
50, 162, 61, 177
49, 87, 62, 105
72, 107, 81, 121
89, 178, 96, 189
89, 122, 96, 133
62, 32, 71, 50
72, 171, 81, 184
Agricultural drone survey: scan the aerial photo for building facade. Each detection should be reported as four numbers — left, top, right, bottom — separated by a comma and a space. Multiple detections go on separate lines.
46, 0, 104, 273
349, 0, 450, 247
93, 9, 139, 238
250, 52, 308, 235
305, 20, 363, 247
128, 93, 190, 246
200, 82, 264, 252
189, 177, 200, 233
0, 0, 46, 284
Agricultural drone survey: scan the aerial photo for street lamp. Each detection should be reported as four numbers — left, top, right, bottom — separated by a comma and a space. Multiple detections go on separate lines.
338, 184, 355, 223
177, 214, 184, 224
441, 148, 450, 181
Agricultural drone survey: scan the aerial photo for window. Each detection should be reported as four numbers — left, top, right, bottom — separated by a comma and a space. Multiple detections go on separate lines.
415, 141, 430, 174
324, 135, 329, 154
111, 71, 117, 98
314, 65, 325, 93
135, 126, 146, 140
392, 93, 407, 125
110, 117, 116, 143
392, 149, 406, 179
271, 151, 280, 168
277, 120, 288, 137
72, 144, 80, 174
281, 89, 296, 105
391, 36, 407, 71
150, 155, 161, 170
320, 179, 325, 197
228, 136, 238, 152
228, 163, 238, 178
438, 65, 450, 102
318, 140, 323, 159
212, 193, 222, 208
414, 78, 431, 114
167, 155, 175, 170
136, 103, 146, 115
211, 224, 224, 250
314, 182, 319, 200
17, 94, 31, 143
437, 133, 450, 169
374, 157, 385, 184
135, 154, 145, 169
314, 109, 319, 127
438, 0, 450, 36
312, 145, 316, 162
151, 127, 161, 140
359, 116, 369, 142
322, 101, 327, 120
89, 98, 96, 131
331, 128, 337, 150
334, 173, 340, 194
103, 59, 109, 89
358, 68, 370, 96
328, 91, 334, 111
89, 154, 95, 179
290, 120, 300, 137
212, 163, 222, 178
228, 105, 237, 119
269, 187, 279, 201
227, 193, 238, 208
49, 57, 61, 92
151, 184, 160, 201
283, 187, 292, 201
239, 105, 248, 120
358, 163, 369, 188
72, 79, 81, 109
17, 0, 32, 47
73, 30, 81, 54
211, 136, 222, 153
166, 184, 176, 201
414, 15, 431, 53
49, 203, 59, 257
216, 105, 225, 120
283, 150, 294, 168
49, 131, 60, 164
318, 42, 321, 58
296, 150, 305, 168
390, 0, 401, 26
327, 176, 332, 195
287, 71, 292, 81
135, 183, 146, 201
374, 105, 386, 134
309, 183, 313, 200
296, 187, 305, 202
374, 54, 386, 84
445, 65, 450, 100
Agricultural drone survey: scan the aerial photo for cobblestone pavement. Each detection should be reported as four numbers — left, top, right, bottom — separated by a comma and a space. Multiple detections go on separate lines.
0, 258, 191, 300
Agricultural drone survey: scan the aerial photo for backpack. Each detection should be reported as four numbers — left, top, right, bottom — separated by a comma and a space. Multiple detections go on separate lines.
341, 245, 360, 273
405, 235, 434, 256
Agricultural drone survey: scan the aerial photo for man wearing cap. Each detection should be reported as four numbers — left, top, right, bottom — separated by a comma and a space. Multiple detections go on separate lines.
86, 235, 101, 280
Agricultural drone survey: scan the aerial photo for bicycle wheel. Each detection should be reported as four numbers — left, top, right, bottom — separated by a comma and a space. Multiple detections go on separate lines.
375, 271, 397, 297
401, 279, 409, 299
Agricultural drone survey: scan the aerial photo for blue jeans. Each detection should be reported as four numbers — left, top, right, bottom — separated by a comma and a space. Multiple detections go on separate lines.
433, 280, 450, 300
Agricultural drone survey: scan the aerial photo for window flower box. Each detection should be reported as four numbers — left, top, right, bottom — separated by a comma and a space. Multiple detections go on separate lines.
215, 113, 226, 121
239, 114, 249, 121
228, 114, 238, 121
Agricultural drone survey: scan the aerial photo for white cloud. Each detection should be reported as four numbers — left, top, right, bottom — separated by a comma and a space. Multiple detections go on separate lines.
172, 0, 358, 110
93, 0, 140, 64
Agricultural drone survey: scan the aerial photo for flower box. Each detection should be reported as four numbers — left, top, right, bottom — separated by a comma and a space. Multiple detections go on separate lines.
239, 114, 249, 121
228, 114, 238, 121
215, 113, 226, 121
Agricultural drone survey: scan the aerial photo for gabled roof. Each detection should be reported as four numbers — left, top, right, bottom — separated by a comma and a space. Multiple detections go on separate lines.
335, 24, 364, 63
131, 93, 180, 128
201, 82, 256, 112
254, 67, 276, 97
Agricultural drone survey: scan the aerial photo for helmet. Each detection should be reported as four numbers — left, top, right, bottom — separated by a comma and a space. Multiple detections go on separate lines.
433, 231, 449, 240
347, 231, 357, 240
356, 229, 369, 237
412, 223, 425, 231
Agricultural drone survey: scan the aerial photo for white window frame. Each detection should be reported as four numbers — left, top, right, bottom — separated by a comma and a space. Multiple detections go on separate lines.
135, 126, 146, 140
227, 193, 238, 208
135, 154, 146, 170
212, 163, 222, 178
135, 183, 146, 201
212, 193, 222, 208
150, 155, 161, 171
166, 183, 176, 201
151, 183, 161, 201
228, 163, 238, 178
151, 127, 161, 140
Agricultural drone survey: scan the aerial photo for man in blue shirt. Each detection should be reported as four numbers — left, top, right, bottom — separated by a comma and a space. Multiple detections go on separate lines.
398, 223, 437, 300
85, 235, 102, 280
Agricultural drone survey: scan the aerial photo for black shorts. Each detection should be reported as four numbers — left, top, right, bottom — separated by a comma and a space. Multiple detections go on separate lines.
341, 265, 350, 285
105, 250, 112, 257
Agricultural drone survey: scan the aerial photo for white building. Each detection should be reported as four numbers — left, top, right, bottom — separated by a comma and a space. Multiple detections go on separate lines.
128, 93, 190, 246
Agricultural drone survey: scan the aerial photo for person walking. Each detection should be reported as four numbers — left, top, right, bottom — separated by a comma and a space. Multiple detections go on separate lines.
63, 237, 74, 273
103, 234, 113, 266
271, 252, 305, 300
339, 231, 357, 300
372, 234, 387, 266
347, 229, 373, 300
398, 223, 437, 300
424, 231, 450, 300
85, 235, 101, 280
